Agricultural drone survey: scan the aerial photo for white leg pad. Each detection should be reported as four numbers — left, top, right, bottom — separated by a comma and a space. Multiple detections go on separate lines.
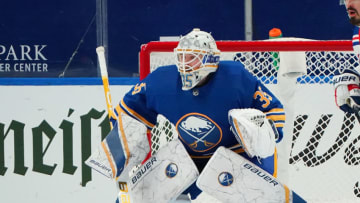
196, 147, 305, 203
126, 138, 199, 203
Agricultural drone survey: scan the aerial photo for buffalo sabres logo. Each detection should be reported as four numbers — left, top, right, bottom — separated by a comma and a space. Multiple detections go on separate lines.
176, 113, 222, 152
165, 163, 178, 178
218, 172, 234, 187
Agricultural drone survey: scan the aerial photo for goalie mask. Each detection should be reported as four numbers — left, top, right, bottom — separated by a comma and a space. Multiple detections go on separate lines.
174, 28, 220, 91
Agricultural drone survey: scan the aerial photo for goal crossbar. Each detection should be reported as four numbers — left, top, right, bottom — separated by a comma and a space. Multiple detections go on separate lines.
139, 40, 352, 79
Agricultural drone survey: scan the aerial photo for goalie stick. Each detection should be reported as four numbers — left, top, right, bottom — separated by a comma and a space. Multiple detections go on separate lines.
96, 46, 131, 202
96, 46, 116, 127
96, 47, 179, 201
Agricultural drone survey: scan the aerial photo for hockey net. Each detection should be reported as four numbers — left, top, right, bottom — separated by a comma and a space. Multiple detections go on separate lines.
139, 39, 360, 203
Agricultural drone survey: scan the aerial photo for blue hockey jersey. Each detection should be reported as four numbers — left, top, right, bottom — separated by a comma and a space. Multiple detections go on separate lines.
118, 61, 285, 161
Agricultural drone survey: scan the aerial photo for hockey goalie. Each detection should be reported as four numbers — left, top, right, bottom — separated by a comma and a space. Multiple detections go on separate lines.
86, 28, 306, 202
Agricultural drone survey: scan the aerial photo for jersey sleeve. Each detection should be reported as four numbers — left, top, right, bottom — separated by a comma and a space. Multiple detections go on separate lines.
252, 81, 285, 143
117, 78, 157, 129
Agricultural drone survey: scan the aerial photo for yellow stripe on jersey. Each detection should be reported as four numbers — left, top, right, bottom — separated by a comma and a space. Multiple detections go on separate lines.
265, 109, 285, 129
266, 108, 285, 113
266, 114, 286, 122
120, 99, 155, 128
233, 148, 245, 154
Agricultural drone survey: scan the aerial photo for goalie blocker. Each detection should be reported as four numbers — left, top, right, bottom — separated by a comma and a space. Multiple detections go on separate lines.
86, 114, 199, 202
197, 147, 306, 203
116, 115, 199, 202
85, 111, 150, 179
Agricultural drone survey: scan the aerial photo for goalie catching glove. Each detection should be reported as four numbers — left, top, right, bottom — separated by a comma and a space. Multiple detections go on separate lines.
333, 70, 360, 113
228, 108, 277, 159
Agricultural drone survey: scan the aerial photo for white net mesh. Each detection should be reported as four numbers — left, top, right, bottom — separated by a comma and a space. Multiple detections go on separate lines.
150, 114, 177, 155
149, 50, 358, 84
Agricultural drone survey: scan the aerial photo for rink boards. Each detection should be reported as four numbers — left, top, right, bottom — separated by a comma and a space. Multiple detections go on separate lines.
0, 78, 359, 202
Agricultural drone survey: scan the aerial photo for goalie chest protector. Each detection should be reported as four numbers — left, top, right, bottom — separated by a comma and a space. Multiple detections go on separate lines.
121, 61, 284, 159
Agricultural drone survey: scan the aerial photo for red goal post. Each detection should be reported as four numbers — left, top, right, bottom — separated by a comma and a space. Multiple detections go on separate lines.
139, 40, 353, 80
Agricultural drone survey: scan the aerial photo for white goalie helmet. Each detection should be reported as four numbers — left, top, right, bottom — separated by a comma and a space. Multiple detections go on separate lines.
174, 28, 220, 90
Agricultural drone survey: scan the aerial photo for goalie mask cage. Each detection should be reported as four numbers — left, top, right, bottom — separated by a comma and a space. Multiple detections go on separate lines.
139, 40, 360, 203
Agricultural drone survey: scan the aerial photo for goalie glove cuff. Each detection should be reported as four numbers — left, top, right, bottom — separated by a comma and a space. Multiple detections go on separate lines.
333, 73, 360, 113
333, 72, 360, 89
